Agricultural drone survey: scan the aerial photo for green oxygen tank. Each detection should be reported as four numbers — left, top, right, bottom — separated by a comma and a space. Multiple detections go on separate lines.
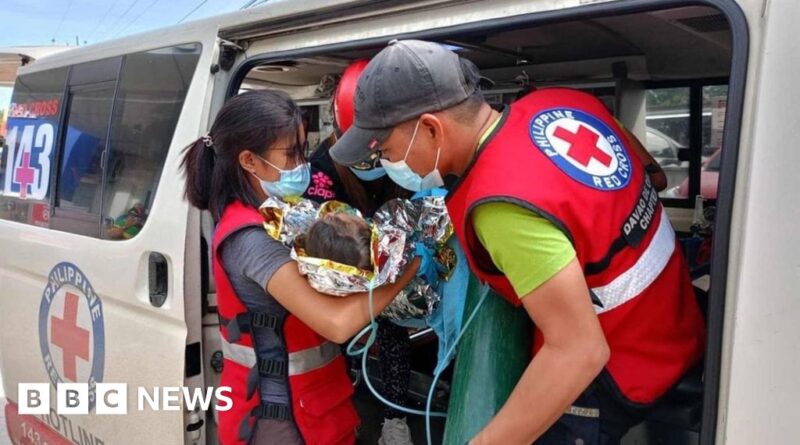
443, 275, 532, 445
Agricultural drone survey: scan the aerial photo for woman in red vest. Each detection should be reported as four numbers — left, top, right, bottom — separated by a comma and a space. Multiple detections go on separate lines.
181, 90, 417, 445
330, 40, 704, 445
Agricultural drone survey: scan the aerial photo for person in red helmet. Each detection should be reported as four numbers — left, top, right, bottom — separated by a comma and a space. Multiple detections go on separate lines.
304, 59, 408, 212
303, 60, 418, 445
334, 59, 370, 136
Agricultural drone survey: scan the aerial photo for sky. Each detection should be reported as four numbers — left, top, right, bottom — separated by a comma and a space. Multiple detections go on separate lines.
1, 0, 253, 126
1, 0, 245, 47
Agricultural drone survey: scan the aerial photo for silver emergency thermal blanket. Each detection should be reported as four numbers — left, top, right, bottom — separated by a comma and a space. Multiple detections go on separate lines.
259, 195, 454, 321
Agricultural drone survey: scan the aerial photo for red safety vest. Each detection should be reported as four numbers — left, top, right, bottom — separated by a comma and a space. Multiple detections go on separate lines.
446, 88, 706, 405
213, 201, 360, 445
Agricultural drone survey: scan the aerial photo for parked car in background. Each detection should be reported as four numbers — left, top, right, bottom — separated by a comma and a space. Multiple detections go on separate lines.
664, 149, 721, 199
646, 126, 686, 166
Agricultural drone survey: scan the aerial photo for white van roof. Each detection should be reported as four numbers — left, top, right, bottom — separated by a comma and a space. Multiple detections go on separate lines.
18, 0, 396, 73
0, 45, 71, 85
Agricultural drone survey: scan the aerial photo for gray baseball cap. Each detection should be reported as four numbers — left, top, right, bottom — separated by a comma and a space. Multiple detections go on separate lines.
330, 39, 480, 165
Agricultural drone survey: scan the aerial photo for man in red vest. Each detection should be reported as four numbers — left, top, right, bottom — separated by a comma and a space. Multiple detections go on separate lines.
331, 39, 705, 445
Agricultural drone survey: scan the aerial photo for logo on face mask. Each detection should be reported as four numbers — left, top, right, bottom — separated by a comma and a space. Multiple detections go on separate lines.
529, 108, 632, 191
305, 171, 336, 200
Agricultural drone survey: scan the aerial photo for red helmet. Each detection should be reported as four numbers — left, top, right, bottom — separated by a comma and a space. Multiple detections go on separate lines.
333, 59, 370, 133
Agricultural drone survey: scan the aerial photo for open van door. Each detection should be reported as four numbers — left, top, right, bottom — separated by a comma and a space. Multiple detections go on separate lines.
0, 26, 220, 445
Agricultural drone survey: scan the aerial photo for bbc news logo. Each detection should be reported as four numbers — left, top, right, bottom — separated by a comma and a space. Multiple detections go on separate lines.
19, 384, 233, 415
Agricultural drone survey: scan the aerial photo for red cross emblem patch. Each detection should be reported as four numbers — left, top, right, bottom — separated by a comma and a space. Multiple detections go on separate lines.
530, 108, 633, 191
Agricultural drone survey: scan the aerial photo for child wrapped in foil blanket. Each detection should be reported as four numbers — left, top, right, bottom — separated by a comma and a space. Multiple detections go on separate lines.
259, 194, 455, 321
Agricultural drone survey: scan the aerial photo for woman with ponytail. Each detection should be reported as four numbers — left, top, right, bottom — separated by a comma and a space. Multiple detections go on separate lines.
182, 90, 417, 445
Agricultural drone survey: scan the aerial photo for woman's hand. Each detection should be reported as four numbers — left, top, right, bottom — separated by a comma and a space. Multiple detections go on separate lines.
267, 258, 420, 343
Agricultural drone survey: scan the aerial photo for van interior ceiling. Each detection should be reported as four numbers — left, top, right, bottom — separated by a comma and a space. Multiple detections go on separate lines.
241, 4, 731, 209
226, 4, 732, 444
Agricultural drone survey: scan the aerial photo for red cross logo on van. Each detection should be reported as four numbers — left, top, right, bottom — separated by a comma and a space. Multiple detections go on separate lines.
553, 125, 613, 168
14, 151, 36, 199
39, 263, 105, 409
50, 292, 91, 382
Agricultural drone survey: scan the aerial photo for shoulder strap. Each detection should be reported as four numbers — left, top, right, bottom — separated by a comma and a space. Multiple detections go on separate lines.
212, 201, 265, 256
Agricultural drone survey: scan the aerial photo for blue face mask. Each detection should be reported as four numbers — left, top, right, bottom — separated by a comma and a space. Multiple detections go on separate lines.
252, 155, 311, 198
380, 119, 444, 192
349, 166, 387, 182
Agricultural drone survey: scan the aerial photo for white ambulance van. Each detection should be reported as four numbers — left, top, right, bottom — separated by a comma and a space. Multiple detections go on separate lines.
0, 0, 796, 444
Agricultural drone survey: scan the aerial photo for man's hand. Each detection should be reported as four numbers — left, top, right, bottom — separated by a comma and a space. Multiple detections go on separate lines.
470, 258, 609, 445
389, 256, 421, 293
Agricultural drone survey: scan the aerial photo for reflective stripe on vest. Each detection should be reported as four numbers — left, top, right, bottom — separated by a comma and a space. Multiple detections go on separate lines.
591, 208, 675, 314
222, 336, 257, 368
222, 335, 340, 376
288, 341, 341, 376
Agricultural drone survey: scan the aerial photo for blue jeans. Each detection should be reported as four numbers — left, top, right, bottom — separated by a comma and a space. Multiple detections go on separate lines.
535, 384, 641, 445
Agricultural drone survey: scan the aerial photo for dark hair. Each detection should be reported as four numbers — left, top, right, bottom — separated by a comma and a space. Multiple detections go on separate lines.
181, 90, 303, 221
445, 91, 487, 124
333, 161, 374, 214
321, 127, 409, 217
305, 214, 372, 269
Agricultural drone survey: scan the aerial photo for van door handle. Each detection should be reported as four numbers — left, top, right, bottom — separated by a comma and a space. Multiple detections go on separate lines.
149, 252, 169, 307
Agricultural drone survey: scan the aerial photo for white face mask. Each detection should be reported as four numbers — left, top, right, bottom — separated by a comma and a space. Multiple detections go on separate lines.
379, 119, 444, 192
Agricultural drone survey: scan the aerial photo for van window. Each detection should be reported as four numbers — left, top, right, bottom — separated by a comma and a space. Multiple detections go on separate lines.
0, 67, 68, 226
645, 87, 690, 196
55, 84, 116, 214
0, 44, 201, 238
101, 44, 201, 240
644, 83, 728, 203
699, 85, 728, 200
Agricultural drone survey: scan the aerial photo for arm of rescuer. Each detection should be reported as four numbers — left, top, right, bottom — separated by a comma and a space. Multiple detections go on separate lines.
267, 258, 419, 344
618, 124, 668, 192
468, 202, 610, 445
